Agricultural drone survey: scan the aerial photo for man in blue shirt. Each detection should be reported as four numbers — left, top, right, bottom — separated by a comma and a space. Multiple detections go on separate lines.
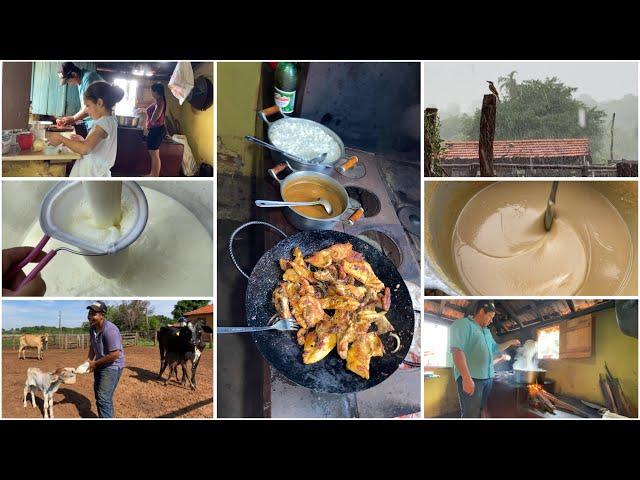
57, 62, 104, 133
449, 301, 520, 418
86, 301, 125, 418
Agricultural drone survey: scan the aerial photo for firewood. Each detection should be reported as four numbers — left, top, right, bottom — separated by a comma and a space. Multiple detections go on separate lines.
604, 364, 632, 417
600, 374, 618, 413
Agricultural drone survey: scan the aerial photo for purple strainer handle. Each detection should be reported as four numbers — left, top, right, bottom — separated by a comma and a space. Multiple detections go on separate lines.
15, 249, 57, 292
6, 235, 51, 279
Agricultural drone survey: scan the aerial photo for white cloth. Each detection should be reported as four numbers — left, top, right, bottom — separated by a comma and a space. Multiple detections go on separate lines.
69, 116, 118, 177
171, 134, 198, 176
168, 62, 194, 105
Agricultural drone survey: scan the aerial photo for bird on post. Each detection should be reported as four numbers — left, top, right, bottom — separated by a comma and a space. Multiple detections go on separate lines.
486, 80, 500, 101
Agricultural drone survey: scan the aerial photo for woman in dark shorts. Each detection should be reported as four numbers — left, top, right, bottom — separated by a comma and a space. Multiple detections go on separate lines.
146, 83, 167, 176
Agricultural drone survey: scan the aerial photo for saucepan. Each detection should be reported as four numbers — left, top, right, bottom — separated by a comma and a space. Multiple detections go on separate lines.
116, 115, 140, 128
256, 106, 359, 174
514, 368, 546, 385
261, 163, 363, 231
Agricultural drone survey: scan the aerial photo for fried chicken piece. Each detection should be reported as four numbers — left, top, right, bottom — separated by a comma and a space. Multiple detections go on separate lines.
346, 333, 384, 380
313, 265, 338, 283
279, 258, 288, 271
381, 287, 391, 311
358, 310, 394, 334
343, 260, 385, 292
292, 294, 325, 329
304, 243, 354, 268
297, 328, 308, 346
334, 283, 367, 300
337, 316, 375, 360
283, 268, 301, 283
302, 329, 337, 364
272, 283, 292, 319
320, 295, 360, 311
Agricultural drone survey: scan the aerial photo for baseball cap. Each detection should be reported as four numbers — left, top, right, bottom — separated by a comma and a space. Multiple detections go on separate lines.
86, 301, 107, 314
476, 301, 496, 313
58, 62, 78, 85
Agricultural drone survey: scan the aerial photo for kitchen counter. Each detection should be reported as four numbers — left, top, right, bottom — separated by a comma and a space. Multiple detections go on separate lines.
3, 149, 80, 176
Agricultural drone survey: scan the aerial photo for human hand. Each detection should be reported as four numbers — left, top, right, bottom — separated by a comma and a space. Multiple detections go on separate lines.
88, 361, 97, 372
57, 116, 75, 126
2, 247, 47, 296
511, 339, 522, 348
45, 132, 63, 146
462, 376, 475, 396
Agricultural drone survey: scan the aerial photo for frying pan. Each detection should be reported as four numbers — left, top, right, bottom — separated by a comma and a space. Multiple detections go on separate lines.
229, 221, 415, 394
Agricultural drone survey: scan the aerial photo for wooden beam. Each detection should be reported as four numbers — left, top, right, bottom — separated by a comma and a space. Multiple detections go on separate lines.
567, 300, 576, 313
478, 94, 496, 176
500, 301, 524, 328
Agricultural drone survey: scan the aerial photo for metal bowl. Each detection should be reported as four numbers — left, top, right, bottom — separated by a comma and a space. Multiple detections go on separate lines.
116, 115, 140, 128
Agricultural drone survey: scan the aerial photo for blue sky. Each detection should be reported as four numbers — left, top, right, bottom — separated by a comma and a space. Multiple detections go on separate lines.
2, 300, 178, 329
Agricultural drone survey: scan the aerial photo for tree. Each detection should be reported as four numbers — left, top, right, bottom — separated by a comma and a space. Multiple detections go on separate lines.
106, 300, 154, 331
172, 300, 210, 320
463, 76, 607, 158
148, 315, 172, 330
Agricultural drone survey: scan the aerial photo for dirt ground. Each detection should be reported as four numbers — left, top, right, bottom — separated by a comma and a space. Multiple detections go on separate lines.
2, 346, 214, 419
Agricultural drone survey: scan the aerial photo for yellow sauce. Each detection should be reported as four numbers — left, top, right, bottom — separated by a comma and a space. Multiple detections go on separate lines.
283, 180, 345, 219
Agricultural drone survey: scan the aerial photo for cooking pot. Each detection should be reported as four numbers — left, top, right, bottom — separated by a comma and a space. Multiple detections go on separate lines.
258, 106, 348, 173
424, 181, 638, 295
514, 368, 546, 384
266, 163, 363, 231
116, 115, 140, 128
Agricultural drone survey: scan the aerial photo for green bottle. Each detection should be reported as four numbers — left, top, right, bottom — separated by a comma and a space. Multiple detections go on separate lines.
274, 62, 298, 114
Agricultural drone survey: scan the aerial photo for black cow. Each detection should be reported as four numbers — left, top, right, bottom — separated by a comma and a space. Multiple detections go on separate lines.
157, 319, 213, 390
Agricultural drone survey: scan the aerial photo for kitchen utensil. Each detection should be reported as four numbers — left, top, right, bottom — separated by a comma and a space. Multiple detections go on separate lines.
255, 198, 333, 215
29, 121, 52, 141
218, 317, 299, 334
615, 300, 638, 338
268, 163, 364, 231
544, 181, 559, 231
6, 181, 148, 290
17, 132, 34, 150
245, 135, 327, 166
228, 221, 415, 394
257, 106, 360, 174
116, 115, 140, 128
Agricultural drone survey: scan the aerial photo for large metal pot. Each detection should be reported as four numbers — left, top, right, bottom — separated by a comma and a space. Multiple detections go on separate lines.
259, 106, 346, 173
424, 181, 638, 295
266, 163, 363, 231
514, 369, 546, 385
116, 115, 140, 128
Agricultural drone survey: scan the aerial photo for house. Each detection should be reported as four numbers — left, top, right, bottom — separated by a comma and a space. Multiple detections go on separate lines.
439, 138, 608, 177
184, 304, 214, 342
424, 299, 638, 419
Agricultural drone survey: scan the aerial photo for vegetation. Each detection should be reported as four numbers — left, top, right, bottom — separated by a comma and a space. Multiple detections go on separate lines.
171, 300, 210, 320
437, 74, 632, 164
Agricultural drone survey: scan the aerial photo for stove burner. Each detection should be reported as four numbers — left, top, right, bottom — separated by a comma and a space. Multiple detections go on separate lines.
345, 187, 381, 217
357, 230, 402, 268
397, 205, 420, 236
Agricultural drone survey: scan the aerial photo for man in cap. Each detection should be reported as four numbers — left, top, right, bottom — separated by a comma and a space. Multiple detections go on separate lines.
449, 301, 520, 418
86, 301, 125, 418
56, 62, 104, 134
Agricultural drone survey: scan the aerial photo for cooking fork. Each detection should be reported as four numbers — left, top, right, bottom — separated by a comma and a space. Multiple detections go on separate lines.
217, 318, 300, 334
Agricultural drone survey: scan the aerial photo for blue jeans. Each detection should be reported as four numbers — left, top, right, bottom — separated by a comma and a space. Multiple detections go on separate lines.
94, 368, 122, 418
456, 376, 493, 418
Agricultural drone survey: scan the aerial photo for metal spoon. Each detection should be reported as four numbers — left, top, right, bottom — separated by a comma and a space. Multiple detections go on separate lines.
255, 198, 333, 215
544, 181, 559, 231
244, 135, 327, 165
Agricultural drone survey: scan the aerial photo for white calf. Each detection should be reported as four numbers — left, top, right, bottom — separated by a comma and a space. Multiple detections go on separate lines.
23, 367, 76, 418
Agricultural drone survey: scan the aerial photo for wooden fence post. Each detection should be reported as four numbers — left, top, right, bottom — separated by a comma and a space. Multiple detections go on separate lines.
479, 94, 496, 177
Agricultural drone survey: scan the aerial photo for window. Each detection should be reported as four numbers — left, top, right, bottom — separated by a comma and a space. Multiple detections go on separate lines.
424, 321, 449, 368
537, 324, 560, 359
113, 78, 138, 116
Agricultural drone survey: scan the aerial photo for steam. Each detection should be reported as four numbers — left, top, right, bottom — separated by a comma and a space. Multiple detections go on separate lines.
513, 339, 544, 371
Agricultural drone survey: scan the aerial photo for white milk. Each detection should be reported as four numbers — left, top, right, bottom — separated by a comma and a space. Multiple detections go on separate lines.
82, 181, 123, 228
22, 187, 213, 296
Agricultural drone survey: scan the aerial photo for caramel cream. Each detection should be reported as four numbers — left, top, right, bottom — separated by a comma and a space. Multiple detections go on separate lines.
452, 182, 633, 295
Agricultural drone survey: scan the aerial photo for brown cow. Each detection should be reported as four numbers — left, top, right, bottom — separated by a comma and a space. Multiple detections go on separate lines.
18, 333, 49, 360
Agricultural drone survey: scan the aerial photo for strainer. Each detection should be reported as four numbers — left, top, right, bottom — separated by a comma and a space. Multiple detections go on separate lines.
8, 181, 148, 290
